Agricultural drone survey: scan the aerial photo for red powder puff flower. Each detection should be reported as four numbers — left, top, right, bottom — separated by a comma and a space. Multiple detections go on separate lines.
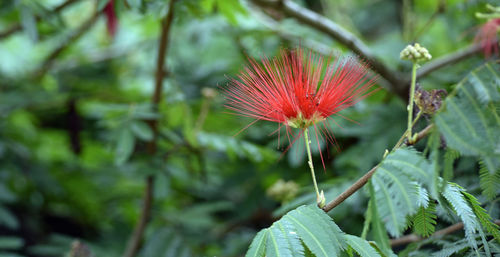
103, 0, 118, 39
475, 18, 500, 58
223, 48, 377, 165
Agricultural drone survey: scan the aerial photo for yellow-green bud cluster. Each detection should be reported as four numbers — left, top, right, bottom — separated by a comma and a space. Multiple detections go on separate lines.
400, 43, 432, 63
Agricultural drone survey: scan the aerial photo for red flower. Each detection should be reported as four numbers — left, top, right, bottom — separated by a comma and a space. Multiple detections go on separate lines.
475, 18, 500, 58
103, 0, 118, 39
223, 48, 376, 163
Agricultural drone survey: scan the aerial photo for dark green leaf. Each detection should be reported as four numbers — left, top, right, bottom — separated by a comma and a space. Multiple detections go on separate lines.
115, 128, 135, 165
368, 182, 393, 256
435, 62, 500, 165
0, 206, 18, 230
345, 235, 381, 257
372, 163, 420, 237
0, 237, 23, 250
130, 121, 153, 141
412, 201, 437, 237
462, 191, 500, 244
441, 183, 480, 249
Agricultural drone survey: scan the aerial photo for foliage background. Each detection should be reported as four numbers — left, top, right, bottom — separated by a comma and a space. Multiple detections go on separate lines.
0, 0, 498, 256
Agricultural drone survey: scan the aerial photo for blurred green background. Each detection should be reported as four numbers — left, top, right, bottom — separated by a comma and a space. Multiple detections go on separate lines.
0, 0, 497, 256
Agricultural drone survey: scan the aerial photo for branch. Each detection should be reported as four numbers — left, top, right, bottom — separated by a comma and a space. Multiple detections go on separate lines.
322, 124, 434, 212
322, 164, 379, 212
247, 6, 392, 91
35, 11, 99, 77
252, 0, 407, 99
409, 124, 434, 145
417, 44, 483, 79
121, 1, 176, 257
390, 219, 500, 247
0, 0, 80, 40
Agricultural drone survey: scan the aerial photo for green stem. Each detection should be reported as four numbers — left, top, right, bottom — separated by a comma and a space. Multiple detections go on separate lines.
407, 63, 418, 141
304, 128, 320, 202
394, 110, 423, 151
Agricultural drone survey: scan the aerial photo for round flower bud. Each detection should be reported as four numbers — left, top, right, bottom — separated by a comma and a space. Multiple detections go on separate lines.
400, 43, 432, 63
201, 87, 217, 99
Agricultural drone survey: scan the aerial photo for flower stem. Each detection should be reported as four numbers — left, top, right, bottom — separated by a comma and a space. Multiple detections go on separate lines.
303, 128, 323, 206
394, 110, 422, 151
407, 62, 418, 142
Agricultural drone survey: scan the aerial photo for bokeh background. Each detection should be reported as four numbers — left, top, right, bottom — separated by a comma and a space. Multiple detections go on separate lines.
0, 0, 498, 256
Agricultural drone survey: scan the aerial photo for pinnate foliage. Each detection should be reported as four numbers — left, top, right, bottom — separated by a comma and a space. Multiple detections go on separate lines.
269, 62, 500, 256
441, 183, 482, 250
344, 235, 382, 257
412, 201, 437, 237
371, 148, 431, 237
245, 205, 381, 257
435, 62, 500, 199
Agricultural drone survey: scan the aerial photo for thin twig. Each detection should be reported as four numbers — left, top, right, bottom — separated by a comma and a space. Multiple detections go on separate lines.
252, 0, 407, 99
247, 7, 392, 91
322, 124, 433, 213
35, 11, 100, 77
322, 164, 380, 212
252, 0, 488, 100
417, 43, 484, 79
390, 219, 500, 247
0, 0, 80, 40
121, 1, 176, 257
408, 124, 434, 146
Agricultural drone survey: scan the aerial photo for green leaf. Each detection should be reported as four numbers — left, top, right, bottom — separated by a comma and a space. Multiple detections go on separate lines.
368, 182, 392, 256
200, 0, 216, 12
127, 0, 142, 9
141, 229, 173, 257
0, 237, 23, 250
197, 132, 278, 164
284, 206, 344, 257
441, 183, 480, 250
266, 220, 302, 257
278, 220, 304, 257
246, 230, 267, 257
115, 128, 135, 165
345, 235, 381, 257
443, 148, 459, 182
478, 157, 500, 200
368, 241, 397, 257
0, 206, 18, 230
382, 148, 432, 185
467, 63, 500, 105
215, 0, 247, 25
412, 201, 437, 237
415, 184, 430, 208
435, 62, 500, 159
245, 205, 345, 257
372, 163, 420, 237
432, 239, 470, 257
462, 191, 500, 244
130, 121, 153, 141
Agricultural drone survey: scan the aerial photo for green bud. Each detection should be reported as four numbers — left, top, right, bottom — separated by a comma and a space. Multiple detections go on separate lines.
317, 190, 326, 208
400, 43, 432, 63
